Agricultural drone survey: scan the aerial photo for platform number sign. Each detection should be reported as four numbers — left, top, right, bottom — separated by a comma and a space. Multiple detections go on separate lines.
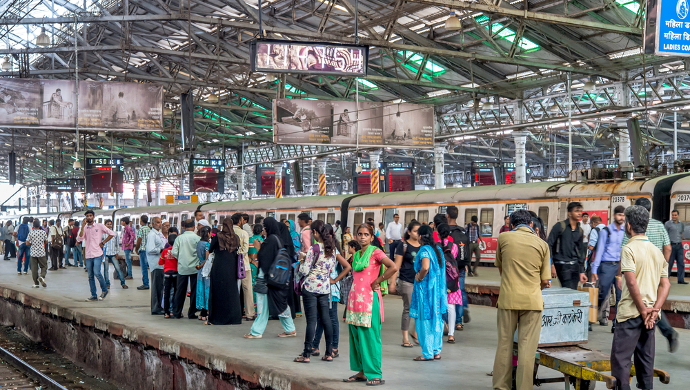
677, 194, 690, 202
611, 196, 626, 204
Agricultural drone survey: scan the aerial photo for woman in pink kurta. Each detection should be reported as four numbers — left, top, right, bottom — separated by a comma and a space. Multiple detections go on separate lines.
343, 224, 398, 387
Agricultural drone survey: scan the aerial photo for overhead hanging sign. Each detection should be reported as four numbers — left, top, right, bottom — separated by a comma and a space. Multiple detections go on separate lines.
250, 39, 368, 76
273, 99, 435, 148
0, 78, 162, 130
645, 0, 690, 55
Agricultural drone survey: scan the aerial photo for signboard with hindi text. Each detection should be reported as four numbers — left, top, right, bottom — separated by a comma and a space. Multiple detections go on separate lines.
273, 99, 435, 148
0, 78, 162, 130
646, 0, 690, 55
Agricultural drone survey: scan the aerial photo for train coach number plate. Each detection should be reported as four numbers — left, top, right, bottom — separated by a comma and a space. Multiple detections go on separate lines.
678, 194, 690, 202
611, 196, 626, 203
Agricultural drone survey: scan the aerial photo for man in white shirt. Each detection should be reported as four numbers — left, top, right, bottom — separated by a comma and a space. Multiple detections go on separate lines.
386, 213, 404, 258
48, 219, 65, 270
581, 213, 592, 243
146, 217, 166, 315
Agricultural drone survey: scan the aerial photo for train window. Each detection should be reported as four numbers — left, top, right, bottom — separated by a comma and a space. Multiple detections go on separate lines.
417, 210, 429, 224
279, 214, 287, 222
438, 206, 448, 215
115, 218, 120, 231
538, 207, 549, 231
218, 216, 225, 227
208, 213, 216, 224
173, 216, 179, 228
247, 215, 255, 224
364, 212, 375, 224
97, 217, 102, 223
317, 213, 326, 222
267, 212, 275, 218
160, 214, 167, 221
354, 212, 364, 226
480, 208, 493, 236
288, 214, 295, 222
465, 208, 478, 225
134, 218, 140, 227
674, 204, 690, 239
405, 211, 415, 224
506, 203, 527, 215
181, 214, 188, 223
327, 213, 335, 225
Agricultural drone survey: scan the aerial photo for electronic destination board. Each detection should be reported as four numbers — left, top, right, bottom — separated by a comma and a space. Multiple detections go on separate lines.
189, 158, 225, 193
85, 158, 124, 193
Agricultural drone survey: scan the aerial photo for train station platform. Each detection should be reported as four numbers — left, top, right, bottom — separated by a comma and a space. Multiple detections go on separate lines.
0, 261, 688, 390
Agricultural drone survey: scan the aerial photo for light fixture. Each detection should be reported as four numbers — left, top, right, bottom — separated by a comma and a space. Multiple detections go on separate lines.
355, 157, 363, 173
550, 103, 559, 112
682, 121, 689, 128
482, 101, 493, 110
266, 73, 276, 82
444, 10, 461, 31
583, 81, 595, 91
207, 92, 218, 104
97, 130, 106, 137
1, 57, 11, 70
73, 160, 81, 170
35, 27, 50, 46
163, 105, 173, 116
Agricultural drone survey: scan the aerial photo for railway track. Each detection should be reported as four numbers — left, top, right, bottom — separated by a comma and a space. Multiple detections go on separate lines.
0, 344, 67, 390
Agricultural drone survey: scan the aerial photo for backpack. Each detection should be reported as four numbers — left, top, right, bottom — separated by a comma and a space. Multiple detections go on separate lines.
50, 226, 63, 249
449, 225, 470, 267
294, 244, 320, 296
443, 242, 460, 293
587, 226, 611, 263
554, 220, 584, 257
267, 235, 292, 289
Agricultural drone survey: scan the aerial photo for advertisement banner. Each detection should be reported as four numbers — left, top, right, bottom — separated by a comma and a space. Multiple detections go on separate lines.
273, 99, 434, 148
0, 78, 162, 130
251, 39, 368, 76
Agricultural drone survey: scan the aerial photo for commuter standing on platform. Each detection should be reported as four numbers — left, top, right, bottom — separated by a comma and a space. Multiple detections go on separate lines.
4, 220, 15, 260
233, 213, 254, 320
48, 219, 64, 270
492, 209, 551, 390
147, 217, 166, 315
134, 215, 151, 290
63, 219, 74, 266
342, 223, 397, 386
160, 234, 178, 318
610, 205, 670, 390
77, 210, 114, 301
446, 206, 471, 327
121, 217, 135, 279
591, 206, 626, 327
71, 221, 83, 268
466, 216, 483, 277
385, 213, 403, 259
207, 219, 242, 325
26, 220, 48, 288
547, 201, 587, 289
389, 220, 421, 347
586, 215, 605, 283
665, 210, 686, 284
581, 213, 592, 243
623, 198, 678, 352
172, 219, 201, 319
499, 216, 511, 234
103, 220, 127, 289
15, 217, 30, 275
298, 213, 312, 256
410, 224, 447, 361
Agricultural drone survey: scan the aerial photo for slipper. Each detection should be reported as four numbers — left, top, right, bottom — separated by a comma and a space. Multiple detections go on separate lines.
447, 337, 455, 344
343, 375, 367, 383
278, 332, 297, 338
401, 343, 414, 348
321, 355, 333, 362
366, 378, 385, 386
294, 356, 310, 363
413, 356, 433, 361
243, 334, 262, 339
332, 350, 339, 358
456, 324, 464, 331
434, 354, 441, 360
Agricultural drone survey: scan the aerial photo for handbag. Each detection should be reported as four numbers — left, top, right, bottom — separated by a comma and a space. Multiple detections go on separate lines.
254, 276, 268, 294
201, 253, 214, 278
50, 227, 63, 249
237, 253, 246, 279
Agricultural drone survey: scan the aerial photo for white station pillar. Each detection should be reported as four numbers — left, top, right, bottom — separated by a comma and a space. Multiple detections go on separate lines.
134, 182, 140, 208
513, 131, 529, 184
238, 171, 245, 201
155, 180, 162, 206
434, 145, 445, 190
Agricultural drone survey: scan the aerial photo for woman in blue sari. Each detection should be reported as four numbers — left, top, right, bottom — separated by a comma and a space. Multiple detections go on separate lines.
409, 225, 447, 361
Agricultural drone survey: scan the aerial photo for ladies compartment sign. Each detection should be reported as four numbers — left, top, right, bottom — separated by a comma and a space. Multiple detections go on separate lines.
646, 0, 690, 55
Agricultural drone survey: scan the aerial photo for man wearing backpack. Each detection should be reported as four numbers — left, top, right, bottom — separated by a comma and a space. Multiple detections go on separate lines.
446, 206, 471, 326
585, 216, 605, 284
547, 201, 587, 289
591, 206, 626, 327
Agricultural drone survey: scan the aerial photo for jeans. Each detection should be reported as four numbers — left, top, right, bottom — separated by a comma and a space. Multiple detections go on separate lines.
139, 250, 149, 287
64, 245, 73, 266
164, 270, 178, 314
596, 262, 621, 320
72, 246, 83, 267
85, 256, 107, 298
124, 249, 132, 277
104, 255, 126, 286
16, 243, 30, 273
388, 240, 400, 259
301, 287, 333, 357
313, 301, 339, 351
4, 239, 15, 258
669, 243, 685, 283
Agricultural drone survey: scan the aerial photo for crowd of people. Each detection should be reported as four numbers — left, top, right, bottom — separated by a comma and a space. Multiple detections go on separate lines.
0, 199, 681, 389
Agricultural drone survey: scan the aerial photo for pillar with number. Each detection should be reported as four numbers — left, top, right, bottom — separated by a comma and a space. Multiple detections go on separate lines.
155, 180, 162, 206
274, 163, 283, 198
318, 160, 327, 196
513, 131, 529, 184
434, 144, 445, 190
370, 151, 381, 194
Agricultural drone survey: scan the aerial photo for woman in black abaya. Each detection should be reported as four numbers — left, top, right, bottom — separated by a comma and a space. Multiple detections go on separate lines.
207, 219, 242, 325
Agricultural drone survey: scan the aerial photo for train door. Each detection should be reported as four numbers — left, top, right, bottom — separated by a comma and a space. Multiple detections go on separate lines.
652, 174, 690, 222
383, 208, 397, 230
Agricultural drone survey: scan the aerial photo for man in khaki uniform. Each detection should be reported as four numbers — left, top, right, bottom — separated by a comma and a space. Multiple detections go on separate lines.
493, 209, 551, 390
610, 205, 670, 390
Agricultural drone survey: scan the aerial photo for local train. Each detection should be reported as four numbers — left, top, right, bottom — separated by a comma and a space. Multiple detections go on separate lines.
15, 172, 690, 266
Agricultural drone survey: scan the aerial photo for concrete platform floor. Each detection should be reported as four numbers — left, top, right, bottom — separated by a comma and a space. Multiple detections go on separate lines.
1, 259, 689, 389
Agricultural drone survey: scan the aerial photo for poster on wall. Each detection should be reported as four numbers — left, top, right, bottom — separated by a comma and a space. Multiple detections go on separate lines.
0, 78, 162, 130
251, 39, 368, 76
273, 99, 434, 148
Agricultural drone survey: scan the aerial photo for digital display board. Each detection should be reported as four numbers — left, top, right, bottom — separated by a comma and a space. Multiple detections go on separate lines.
45, 178, 84, 192
387, 162, 415, 192
256, 163, 292, 195
251, 39, 368, 76
189, 158, 225, 193
85, 158, 124, 193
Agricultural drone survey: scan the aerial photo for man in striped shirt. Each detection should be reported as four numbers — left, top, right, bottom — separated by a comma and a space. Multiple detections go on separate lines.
103, 220, 127, 289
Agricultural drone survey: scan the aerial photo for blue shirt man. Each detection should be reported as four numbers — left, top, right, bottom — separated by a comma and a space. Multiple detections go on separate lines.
15, 218, 31, 274
591, 205, 626, 323
591, 222, 626, 275
587, 221, 608, 249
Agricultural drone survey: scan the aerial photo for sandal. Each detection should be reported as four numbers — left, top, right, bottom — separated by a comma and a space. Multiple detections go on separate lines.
332, 349, 339, 358
278, 331, 297, 338
164, 314, 171, 319
311, 350, 320, 356
401, 342, 414, 348
343, 375, 367, 383
448, 336, 455, 344
413, 356, 433, 361
434, 354, 441, 360
204, 321, 212, 325
456, 324, 464, 331
294, 356, 310, 363
366, 378, 385, 386
321, 355, 333, 362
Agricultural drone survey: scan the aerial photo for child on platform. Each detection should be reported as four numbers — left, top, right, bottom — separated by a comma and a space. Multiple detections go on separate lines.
159, 234, 178, 318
